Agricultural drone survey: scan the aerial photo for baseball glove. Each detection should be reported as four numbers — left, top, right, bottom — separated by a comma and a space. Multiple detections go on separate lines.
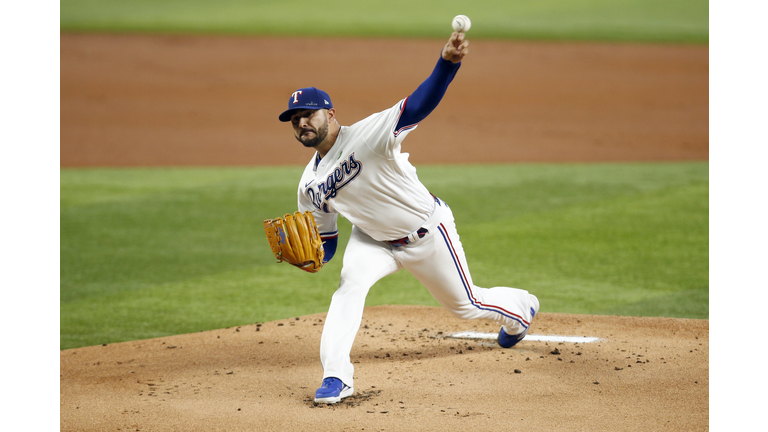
264, 211, 325, 273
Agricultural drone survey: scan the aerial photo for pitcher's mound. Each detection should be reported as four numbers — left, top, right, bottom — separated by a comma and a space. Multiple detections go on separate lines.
60, 305, 708, 431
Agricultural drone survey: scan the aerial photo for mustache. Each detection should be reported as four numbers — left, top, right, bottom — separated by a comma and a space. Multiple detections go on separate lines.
300, 126, 317, 136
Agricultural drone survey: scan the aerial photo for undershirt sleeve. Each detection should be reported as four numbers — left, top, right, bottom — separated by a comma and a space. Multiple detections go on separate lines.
394, 57, 461, 134
320, 234, 338, 263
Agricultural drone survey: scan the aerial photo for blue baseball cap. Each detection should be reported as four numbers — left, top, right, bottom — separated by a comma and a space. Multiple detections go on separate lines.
278, 87, 333, 122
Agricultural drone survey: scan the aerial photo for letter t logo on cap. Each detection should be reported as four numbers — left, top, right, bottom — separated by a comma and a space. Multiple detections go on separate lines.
291, 90, 303, 104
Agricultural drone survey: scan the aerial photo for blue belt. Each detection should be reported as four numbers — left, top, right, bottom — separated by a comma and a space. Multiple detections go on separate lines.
388, 228, 429, 247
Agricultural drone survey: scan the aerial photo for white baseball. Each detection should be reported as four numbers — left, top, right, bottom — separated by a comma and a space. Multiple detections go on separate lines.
452, 15, 471, 33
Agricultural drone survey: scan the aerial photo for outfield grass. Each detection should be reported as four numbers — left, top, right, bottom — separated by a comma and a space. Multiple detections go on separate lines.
60, 0, 708, 43
60, 162, 708, 349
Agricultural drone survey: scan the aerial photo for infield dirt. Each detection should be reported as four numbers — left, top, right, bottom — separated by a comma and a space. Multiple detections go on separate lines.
60, 34, 709, 431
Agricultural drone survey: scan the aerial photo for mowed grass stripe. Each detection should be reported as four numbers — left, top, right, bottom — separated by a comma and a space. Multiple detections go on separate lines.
60, 162, 708, 348
60, 0, 708, 43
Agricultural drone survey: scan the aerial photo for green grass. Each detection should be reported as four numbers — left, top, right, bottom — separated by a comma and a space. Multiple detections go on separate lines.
60, 162, 708, 349
60, 0, 709, 43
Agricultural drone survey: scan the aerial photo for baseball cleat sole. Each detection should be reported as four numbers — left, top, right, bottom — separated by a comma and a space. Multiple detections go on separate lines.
314, 377, 354, 404
314, 386, 353, 404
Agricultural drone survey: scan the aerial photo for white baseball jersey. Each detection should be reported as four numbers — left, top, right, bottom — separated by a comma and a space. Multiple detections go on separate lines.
297, 99, 434, 242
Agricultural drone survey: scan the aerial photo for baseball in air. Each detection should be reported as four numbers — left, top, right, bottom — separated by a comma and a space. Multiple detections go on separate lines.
452, 15, 471, 33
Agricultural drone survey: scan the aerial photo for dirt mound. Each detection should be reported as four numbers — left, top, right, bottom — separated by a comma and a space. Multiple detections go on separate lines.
60, 305, 708, 431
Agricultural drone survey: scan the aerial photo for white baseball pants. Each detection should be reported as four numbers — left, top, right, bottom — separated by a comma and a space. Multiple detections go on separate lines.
318, 199, 537, 388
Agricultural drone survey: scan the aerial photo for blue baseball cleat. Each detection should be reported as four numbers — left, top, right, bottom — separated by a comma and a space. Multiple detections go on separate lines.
498, 325, 529, 348
498, 295, 539, 348
314, 377, 354, 404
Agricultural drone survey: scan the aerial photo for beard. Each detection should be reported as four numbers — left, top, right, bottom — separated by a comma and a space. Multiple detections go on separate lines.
296, 119, 329, 148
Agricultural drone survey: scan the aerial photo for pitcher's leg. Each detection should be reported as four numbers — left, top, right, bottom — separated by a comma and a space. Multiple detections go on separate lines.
401, 207, 538, 335
319, 226, 401, 387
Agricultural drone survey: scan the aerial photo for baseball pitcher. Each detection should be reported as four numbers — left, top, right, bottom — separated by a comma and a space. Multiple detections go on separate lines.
270, 31, 539, 404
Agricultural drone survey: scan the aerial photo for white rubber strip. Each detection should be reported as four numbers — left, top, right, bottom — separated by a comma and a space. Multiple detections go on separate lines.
448, 331, 600, 344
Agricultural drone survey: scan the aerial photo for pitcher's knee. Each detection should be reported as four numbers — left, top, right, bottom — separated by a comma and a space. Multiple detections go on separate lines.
443, 304, 482, 321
